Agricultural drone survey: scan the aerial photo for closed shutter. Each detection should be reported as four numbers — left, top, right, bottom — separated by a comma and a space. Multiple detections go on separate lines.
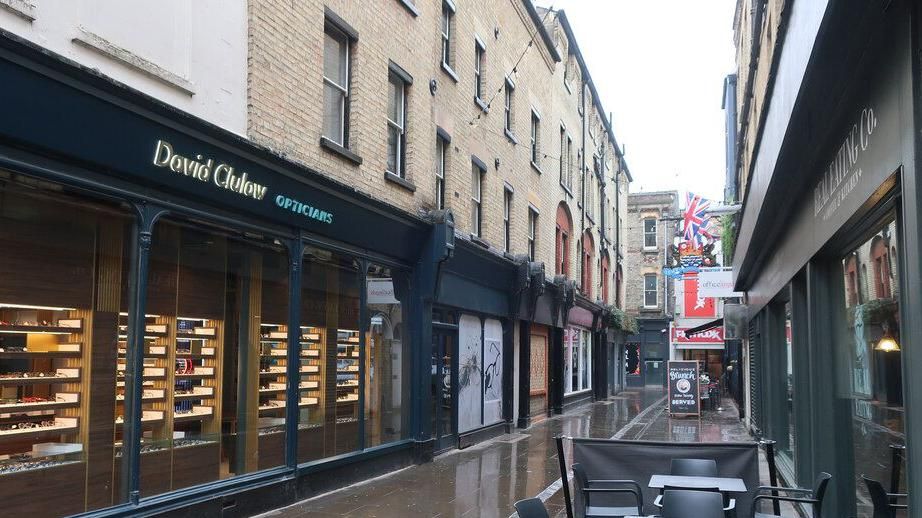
748, 318, 763, 435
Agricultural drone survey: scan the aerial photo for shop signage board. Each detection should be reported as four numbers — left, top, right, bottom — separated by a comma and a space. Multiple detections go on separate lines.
683, 274, 716, 318
668, 360, 700, 416
366, 278, 398, 304
672, 326, 724, 344
698, 267, 744, 298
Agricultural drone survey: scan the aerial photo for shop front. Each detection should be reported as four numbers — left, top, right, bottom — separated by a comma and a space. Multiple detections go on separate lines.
562, 301, 596, 411
733, 4, 920, 515
0, 33, 455, 517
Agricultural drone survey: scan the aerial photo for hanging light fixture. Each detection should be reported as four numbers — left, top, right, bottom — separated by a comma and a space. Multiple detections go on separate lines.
875, 323, 901, 352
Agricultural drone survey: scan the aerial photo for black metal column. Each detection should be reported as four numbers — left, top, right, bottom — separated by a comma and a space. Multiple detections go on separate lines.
517, 320, 532, 428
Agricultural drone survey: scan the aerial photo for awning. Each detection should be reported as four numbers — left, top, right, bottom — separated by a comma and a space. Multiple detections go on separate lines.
686, 318, 723, 336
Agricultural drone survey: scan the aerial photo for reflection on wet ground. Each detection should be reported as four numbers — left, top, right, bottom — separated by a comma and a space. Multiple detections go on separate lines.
259, 388, 768, 517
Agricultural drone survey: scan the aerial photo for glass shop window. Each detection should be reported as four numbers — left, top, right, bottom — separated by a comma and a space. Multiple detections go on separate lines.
780, 301, 795, 463
564, 327, 592, 394
299, 245, 361, 462
139, 217, 289, 497
0, 171, 134, 515
838, 217, 903, 516
364, 264, 411, 446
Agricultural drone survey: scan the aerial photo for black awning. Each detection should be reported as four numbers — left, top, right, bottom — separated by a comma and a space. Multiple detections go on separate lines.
686, 318, 723, 336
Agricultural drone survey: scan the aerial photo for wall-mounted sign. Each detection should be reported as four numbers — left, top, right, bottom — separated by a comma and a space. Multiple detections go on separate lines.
668, 360, 700, 416
153, 140, 268, 201
813, 107, 878, 222
698, 267, 744, 298
672, 326, 724, 344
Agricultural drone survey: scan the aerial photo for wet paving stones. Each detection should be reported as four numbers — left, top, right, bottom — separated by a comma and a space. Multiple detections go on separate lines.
257, 389, 784, 518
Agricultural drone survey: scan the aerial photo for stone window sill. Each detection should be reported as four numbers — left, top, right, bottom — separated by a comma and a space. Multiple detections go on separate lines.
530, 161, 542, 175
384, 171, 417, 192
320, 136, 363, 165
504, 128, 518, 145
441, 62, 459, 83
475, 97, 489, 113
395, 0, 419, 16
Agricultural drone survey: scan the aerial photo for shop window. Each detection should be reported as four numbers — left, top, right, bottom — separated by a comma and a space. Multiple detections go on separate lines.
458, 315, 503, 432
141, 217, 289, 496
644, 274, 658, 308
322, 22, 351, 147
838, 217, 902, 515
643, 218, 657, 248
365, 264, 410, 446
0, 173, 134, 514
781, 301, 794, 462
564, 327, 592, 394
625, 343, 640, 376
299, 246, 361, 461
386, 70, 407, 178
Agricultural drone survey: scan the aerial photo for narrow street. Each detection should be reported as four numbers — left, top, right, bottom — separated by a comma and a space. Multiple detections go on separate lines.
260, 389, 757, 518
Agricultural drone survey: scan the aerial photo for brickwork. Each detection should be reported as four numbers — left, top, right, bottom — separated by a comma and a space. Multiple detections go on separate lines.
247, 0, 630, 307
624, 191, 678, 318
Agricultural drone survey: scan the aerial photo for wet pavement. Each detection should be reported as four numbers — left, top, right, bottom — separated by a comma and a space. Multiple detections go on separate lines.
257, 388, 775, 518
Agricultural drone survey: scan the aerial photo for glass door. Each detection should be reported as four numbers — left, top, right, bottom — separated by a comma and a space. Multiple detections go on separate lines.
430, 326, 457, 452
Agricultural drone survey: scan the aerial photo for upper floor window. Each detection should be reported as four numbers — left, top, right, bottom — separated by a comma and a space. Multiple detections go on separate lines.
441, 0, 456, 70
435, 135, 448, 210
556, 203, 572, 277
527, 207, 538, 261
644, 274, 657, 308
323, 24, 351, 146
386, 71, 408, 178
530, 110, 541, 167
559, 126, 566, 185
503, 188, 512, 252
504, 79, 515, 135
474, 40, 485, 103
566, 134, 573, 190
471, 161, 484, 237
643, 218, 657, 248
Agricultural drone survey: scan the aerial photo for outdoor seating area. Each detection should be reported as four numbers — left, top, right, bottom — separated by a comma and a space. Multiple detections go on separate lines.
533, 436, 845, 518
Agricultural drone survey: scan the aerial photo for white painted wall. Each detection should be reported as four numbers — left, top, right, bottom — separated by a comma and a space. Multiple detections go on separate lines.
0, 0, 247, 135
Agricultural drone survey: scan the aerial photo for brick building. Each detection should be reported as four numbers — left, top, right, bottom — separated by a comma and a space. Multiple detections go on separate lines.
0, 0, 634, 516
623, 190, 678, 386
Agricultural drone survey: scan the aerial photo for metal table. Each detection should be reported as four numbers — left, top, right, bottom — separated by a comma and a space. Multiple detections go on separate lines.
648, 474, 748, 493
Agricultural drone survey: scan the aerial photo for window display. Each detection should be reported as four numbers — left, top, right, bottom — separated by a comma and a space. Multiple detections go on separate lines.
838, 217, 903, 516
0, 172, 134, 515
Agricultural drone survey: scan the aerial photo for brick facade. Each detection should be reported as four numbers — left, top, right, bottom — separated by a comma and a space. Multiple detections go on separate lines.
247, 0, 630, 307
624, 191, 679, 318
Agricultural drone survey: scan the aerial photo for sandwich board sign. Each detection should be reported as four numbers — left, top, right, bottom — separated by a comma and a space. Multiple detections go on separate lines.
668, 360, 700, 417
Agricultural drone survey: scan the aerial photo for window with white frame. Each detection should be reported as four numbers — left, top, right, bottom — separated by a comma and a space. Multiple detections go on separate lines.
530, 110, 541, 166
323, 24, 350, 146
643, 218, 657, 248
559, 126, 566, 185
644, 273, 657, 308
441, 1, 455, 69
566, 135, 573, 190
435, 135, 447, 210
527, 207, 537, 261
503, 188, 512, 252
474, 40, 485, 102
471, 162, 484, 237
386, 71, 407, 177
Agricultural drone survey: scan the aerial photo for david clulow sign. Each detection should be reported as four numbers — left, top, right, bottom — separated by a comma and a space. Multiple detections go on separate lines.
151, 140, 334, 225
668, 360, 700, 416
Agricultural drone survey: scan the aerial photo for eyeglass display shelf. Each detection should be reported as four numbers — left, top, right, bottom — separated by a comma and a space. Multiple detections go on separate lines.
0, 394, 79, 413
0, 348, 82, 359
115, 410, 165, 427
173, 387, 215, 400
116, 389, 166, 402
258, 397, 319, 414
173, 406, 213, 423
0, 324, 81, 334
336, 380, 359, 388
0, 369, 81, 386
175, 348, 215, 358
0, 418, 79, 440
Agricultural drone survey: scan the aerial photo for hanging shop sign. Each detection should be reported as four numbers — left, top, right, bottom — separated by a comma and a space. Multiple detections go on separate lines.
668, 360, 700, 416
697, 267, 744, 298
683, 274, 716, 318
366, 278, 398, 305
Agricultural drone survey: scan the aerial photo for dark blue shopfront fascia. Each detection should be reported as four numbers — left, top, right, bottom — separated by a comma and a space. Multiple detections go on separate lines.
0, 40, 427, 263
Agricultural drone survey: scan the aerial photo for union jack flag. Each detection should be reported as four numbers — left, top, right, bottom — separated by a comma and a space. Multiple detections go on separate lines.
683, 192, 714, 246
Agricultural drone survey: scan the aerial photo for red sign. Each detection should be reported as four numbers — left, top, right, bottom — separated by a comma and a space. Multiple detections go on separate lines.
684, 276, 716, 318
672, 327, 724, 344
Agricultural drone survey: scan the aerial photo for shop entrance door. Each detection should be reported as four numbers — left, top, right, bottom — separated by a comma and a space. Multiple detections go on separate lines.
644, 359, 666, 387
431, 325, 458, 452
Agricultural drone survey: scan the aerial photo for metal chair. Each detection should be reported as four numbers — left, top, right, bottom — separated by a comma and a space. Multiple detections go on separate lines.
863, 475, 908, 518
670, 458, 719, 477
661, 489, 725, 518
571, 462, 643, 518
513, 497, 550, 518
751, 472, 831, 518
